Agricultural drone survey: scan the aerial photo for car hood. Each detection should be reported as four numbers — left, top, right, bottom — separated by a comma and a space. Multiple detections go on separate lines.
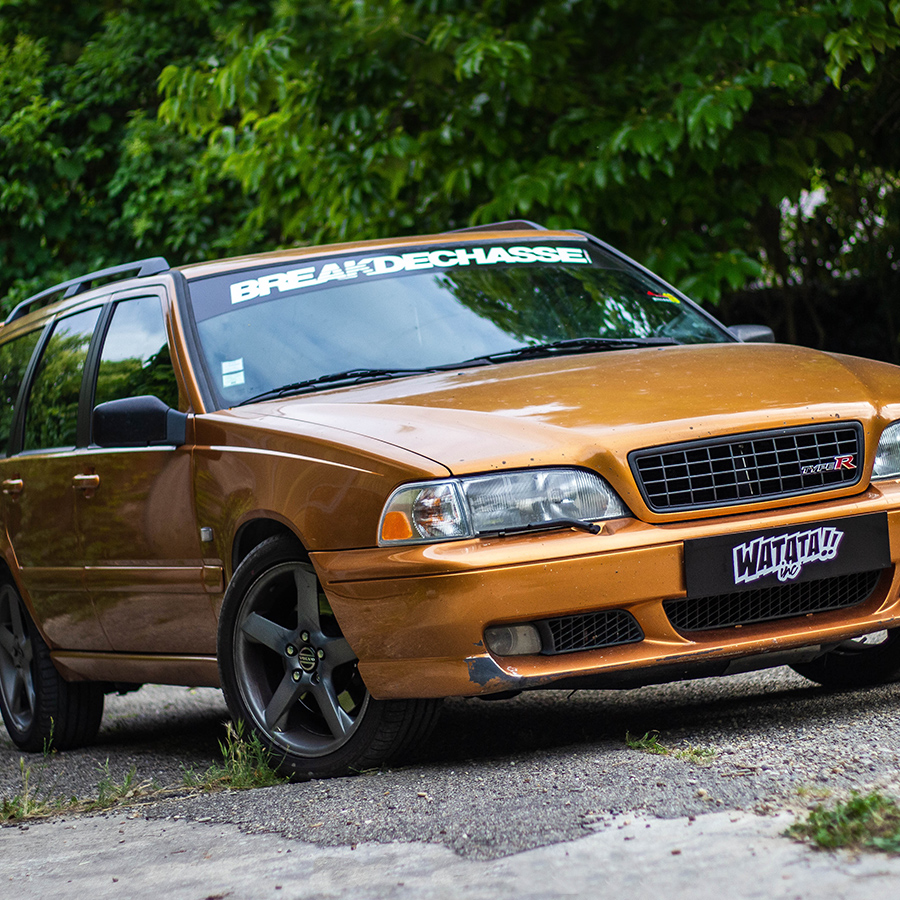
237, 343, 900, 481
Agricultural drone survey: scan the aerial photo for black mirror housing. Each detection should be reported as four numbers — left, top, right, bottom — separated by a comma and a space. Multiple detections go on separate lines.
92, 395, 187, 448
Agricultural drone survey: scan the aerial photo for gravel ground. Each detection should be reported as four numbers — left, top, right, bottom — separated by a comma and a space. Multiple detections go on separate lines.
3, 667, 900, 861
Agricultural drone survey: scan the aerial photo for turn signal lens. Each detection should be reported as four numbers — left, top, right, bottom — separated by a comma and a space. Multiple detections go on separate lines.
379, 482, 469, 543
380, 510, 413, 542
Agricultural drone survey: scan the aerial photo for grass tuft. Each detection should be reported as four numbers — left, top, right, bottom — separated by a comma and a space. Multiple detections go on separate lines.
2, 721, 287, 824
625, 730, 717, 764
788, 792, 900, 854
0, 757, 158, 823
0, 757, 62, 821
672, 743, 717, 764
83, 761, 155, 812
625, 730, 669, 755
182, 721, 287, 791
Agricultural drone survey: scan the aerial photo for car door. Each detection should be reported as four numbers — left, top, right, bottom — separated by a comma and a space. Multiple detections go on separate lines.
76, 289, 219, 654
2, 306, 111, 651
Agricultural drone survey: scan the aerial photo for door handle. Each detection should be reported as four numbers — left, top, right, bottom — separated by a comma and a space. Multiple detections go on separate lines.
72, 474, 100, 491
1, 479, 23, 495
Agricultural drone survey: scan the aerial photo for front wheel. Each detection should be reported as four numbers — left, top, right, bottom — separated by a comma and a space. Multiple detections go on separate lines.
791, 629, 900, 689
0, 580, 104, 751
217, 535, 440, 779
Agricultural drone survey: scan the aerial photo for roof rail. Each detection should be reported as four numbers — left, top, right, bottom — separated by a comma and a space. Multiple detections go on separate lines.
4, 257, 171, 325
444, 219, 547, 234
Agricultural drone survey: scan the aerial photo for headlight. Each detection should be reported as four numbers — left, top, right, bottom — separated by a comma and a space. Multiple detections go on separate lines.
378, 468, 629, 545
873, 421, 900, 479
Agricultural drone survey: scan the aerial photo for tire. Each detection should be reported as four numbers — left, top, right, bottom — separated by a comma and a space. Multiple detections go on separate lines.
791, 628, 900, 688
217, 535, 441, 779
0, 580, 104, 751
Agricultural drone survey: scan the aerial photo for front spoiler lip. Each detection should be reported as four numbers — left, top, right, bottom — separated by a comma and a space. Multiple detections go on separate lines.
463, 612, 900, 695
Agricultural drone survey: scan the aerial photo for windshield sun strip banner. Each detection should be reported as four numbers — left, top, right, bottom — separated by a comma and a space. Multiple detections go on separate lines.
227, 244, 593, 305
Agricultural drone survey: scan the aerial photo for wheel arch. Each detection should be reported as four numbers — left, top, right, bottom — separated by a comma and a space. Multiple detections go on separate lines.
0, 547, 49, 646
231, 516, 311, 578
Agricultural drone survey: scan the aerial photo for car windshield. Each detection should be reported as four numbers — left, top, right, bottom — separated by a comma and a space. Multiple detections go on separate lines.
186, 239, 731, 407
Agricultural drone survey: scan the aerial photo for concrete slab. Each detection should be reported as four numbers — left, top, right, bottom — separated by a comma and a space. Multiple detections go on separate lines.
3, 809, 900, 899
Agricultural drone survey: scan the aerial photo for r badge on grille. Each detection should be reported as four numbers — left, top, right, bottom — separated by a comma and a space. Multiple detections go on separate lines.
801, 454, 856, 476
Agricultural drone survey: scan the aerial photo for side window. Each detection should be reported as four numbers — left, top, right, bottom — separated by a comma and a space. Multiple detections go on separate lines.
94, 296, 179, 412
23, 308, 101, 451
0, 330, 41, 455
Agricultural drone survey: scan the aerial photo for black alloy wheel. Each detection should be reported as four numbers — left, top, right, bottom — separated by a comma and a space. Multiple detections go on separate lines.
217, 535, 440, 779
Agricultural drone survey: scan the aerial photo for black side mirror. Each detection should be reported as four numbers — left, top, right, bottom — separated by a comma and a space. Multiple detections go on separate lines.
730, 324, 776, 343
92, 395, 188, 448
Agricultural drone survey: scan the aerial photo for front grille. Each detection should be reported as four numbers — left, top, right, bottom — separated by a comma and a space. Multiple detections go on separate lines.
664, 569, 884, 632
630, 423, 863, 513
537, 609, 643, 654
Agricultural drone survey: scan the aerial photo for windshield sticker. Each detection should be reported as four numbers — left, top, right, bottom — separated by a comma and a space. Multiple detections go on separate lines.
229, 245, 592, 305
647, 290, 680, 304
222, 358, 245, 388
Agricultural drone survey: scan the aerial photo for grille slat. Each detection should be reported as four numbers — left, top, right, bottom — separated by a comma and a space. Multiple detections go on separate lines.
664, 569, 883, 632
631, 424, 863, 513
538, 610, 643, 654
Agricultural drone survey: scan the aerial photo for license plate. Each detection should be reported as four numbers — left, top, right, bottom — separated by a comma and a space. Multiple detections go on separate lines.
684, 512, 890, 598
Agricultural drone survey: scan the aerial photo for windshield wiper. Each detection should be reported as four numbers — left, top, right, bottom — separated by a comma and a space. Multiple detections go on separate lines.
464, 336, 679, 366
235, 338, 679, 406
236, 367, 444, 406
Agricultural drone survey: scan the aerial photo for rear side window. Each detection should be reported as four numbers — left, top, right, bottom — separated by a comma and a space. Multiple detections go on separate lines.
23, 308, 101, 450
94, 296, 179, 412
0, 330, 41, 455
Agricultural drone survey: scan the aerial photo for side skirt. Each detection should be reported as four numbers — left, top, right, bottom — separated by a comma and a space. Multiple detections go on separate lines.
51, 651, 220, 688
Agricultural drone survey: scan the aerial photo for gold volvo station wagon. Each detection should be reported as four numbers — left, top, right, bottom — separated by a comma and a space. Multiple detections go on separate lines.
2, 221, 900, 778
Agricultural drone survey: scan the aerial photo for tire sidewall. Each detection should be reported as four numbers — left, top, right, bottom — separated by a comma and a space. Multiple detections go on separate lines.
217, 535, 391, 779
0, 585, 52, 751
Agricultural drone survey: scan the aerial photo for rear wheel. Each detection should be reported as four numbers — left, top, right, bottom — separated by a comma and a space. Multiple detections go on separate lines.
218, 535, 441, 779
0, 580, 104, 751
791, 629, 900, 688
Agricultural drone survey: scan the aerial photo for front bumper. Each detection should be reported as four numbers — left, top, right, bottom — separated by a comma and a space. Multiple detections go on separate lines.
312, 483, 900, 699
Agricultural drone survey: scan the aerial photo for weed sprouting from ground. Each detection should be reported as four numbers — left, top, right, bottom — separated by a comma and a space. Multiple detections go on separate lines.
182, 721, 287, 791
2, 722, 286, 824
789, 792, 900, 854
626, 730, 669, 755
0, 727, 67, 822
625, 730, 717, 764
1, 757, 157, 823
0, 756, 64, 821
84, 761, 155, 812
672, 744, 718, 764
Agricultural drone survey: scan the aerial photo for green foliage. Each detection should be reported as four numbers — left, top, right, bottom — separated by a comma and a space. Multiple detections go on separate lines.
155, 0, 900, 304
83, 761, 152, 812
0, 755, 64, 822
1, 722, 281, 824
0, 1, 267, 314
626, 730, 670, 755
182, 721, 287, 790
4, 1, 900, 353
789, 791, 900, 854
1, 755, 157, 822
625, 730, 717, 763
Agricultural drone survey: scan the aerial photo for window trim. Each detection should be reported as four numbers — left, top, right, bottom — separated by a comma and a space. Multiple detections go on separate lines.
86, 289, 182, 448
13, 302, 108, 455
